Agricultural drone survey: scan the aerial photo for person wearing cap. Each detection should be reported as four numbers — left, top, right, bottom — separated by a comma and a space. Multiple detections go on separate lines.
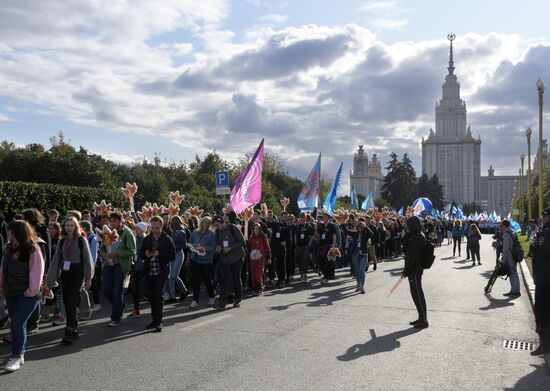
212, 212, 246, 310
530, 207, 550, 356
128, 221, 148, 318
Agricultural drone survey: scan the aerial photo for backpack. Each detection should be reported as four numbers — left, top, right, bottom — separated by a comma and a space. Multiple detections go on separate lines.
422, 239, 435, 269
505, 231, 524, 263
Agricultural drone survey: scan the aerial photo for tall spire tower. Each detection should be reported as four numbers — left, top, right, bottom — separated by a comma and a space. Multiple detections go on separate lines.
422, 33, 481, 205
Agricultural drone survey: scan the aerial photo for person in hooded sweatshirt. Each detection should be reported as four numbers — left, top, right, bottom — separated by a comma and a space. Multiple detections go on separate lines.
402, 216, 429, 329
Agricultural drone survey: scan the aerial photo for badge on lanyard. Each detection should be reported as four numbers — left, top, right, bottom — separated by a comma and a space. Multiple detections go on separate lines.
300, 233, 305, 239
223, 240, 229, 248
63, 260, 71, 271
322, 233, 326, 240
276, 232, 281, 239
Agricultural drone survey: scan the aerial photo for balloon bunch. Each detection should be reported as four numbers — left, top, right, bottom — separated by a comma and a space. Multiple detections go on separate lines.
327, 247, 342, 262
169, 191, 185, 205
186, 206, 204, 218
121, 182, 138, 211
93, 200, 112, 217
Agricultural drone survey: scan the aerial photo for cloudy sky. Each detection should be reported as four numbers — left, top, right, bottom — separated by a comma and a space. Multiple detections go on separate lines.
1, 0, 549, 193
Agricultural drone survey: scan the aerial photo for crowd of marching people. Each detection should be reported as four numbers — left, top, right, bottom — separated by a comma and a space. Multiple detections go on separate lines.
0, 202, 535, 372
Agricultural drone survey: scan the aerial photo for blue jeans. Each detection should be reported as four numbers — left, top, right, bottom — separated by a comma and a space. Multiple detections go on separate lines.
351, 252, 368, 288
166, 252, 186, 296
505, 258, 520, 294
6, 295, 39, 357
102, 263, 125, 321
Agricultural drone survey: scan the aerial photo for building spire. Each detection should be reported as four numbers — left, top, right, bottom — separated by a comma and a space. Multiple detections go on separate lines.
447, 33, 456, 75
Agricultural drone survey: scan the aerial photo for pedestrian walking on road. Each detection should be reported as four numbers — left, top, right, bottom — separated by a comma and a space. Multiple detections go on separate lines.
402, 216, 429, 329
0, 220, 44, 372
530, 207, 550, 356
140, 216, 175, 332
188, 217, 217, 308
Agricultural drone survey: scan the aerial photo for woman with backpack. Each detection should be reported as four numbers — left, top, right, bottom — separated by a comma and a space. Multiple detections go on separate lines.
0, 220, 45, 372
47, 217, 94, 344
467, 224, 482, 266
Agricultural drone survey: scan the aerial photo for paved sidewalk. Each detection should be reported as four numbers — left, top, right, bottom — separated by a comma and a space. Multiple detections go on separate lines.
1, 235, 548, 390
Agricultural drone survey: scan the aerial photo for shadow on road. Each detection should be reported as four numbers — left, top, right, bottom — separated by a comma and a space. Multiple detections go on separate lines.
479, 294, 515, 311
503, 363, 550, 390
454, 264, 476, 270
441, 256, 455, 260
268, 285, 357, 311
337, 328, 422, 361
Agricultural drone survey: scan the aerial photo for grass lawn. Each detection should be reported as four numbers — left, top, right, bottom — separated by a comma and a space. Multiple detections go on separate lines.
518, 234, 533, 275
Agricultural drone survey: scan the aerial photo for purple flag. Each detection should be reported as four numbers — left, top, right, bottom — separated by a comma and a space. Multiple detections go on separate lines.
230, 139, 265, 214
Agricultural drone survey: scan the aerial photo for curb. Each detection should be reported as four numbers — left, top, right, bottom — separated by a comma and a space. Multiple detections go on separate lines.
519, 260, 550, 372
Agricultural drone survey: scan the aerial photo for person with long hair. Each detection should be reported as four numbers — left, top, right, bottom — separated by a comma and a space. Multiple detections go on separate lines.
247, 222, 271, 295
467, 223, 482, 266
165, 215, 188, 303
0, 220, 44, 372
451, 220, 464, 257
47, 217, 94, 344
188, 217, 217, 308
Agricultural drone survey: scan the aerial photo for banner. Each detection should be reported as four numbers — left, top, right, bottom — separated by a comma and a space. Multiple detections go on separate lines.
322, 161, 343, 214
230, 139, 265, 214
297, 154, 321, 212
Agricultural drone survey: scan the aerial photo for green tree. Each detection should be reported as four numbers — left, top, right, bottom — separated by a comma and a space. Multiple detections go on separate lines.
381, 152, 417, 209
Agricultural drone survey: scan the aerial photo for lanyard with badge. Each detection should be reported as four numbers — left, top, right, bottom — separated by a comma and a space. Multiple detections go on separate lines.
63, 238, 76, 272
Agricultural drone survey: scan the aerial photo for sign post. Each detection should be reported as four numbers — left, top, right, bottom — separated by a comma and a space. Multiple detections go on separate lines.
216, 171, 230, 196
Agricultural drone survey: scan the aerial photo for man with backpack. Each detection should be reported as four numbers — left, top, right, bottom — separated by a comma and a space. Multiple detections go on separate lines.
402, 216, 429, 329
500, 220, 521, 298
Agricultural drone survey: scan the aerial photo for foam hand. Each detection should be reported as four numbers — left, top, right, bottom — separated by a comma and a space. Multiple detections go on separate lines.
169, 191, 185, 205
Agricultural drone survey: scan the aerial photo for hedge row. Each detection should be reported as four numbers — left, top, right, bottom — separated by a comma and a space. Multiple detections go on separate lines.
0, 181, 126, 216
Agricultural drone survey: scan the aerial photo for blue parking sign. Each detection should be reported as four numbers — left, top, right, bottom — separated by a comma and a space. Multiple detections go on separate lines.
216, 171, 229, 187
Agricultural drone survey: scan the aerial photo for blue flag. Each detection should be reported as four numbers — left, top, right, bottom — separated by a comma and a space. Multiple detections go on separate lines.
322, 161, 343, 214
297, 154, 321, 212
351, 182, 358, 209
361, 192, 375, 210
398, 206, 404, 215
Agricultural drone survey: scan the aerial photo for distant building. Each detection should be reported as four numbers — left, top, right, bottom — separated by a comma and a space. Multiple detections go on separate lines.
350, 145, 383, 198
421, 34, 481, 205
482, 166, 528, 218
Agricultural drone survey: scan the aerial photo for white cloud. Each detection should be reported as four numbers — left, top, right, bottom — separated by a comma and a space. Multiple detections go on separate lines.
259, 13, 288, 24
0, 0, 547, 192
371, 18, 408, 30
0, 113, 14, 122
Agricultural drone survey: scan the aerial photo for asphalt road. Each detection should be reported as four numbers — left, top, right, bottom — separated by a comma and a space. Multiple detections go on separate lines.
1, 235, 549, 390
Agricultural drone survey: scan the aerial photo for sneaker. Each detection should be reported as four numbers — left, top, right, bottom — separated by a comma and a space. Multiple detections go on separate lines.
107, 320, 120, 327
360, 289, 365, 294
154, 323, 163, 333
145, 322, 157, 330
4, 356, 24, 372
189, 301, 200, 309
208, 297, 216, 306
233, 301, 241, 308
212, 300, 226, 310
478, 261, 482, 265
53, 315, 66, 326
91, 304, 101, 312
127, 309, 140, 318
62, 329, 79, 344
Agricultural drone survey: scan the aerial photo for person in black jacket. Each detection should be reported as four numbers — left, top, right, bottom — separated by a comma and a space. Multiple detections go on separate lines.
530, 208, 550, 356
140, 216, 175, 332
402, 216, 429, 329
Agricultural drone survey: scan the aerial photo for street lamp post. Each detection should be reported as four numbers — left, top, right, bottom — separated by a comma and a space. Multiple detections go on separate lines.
526, 127, 533, 221
537, 78, 545, 218
520, 154, 525, 221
